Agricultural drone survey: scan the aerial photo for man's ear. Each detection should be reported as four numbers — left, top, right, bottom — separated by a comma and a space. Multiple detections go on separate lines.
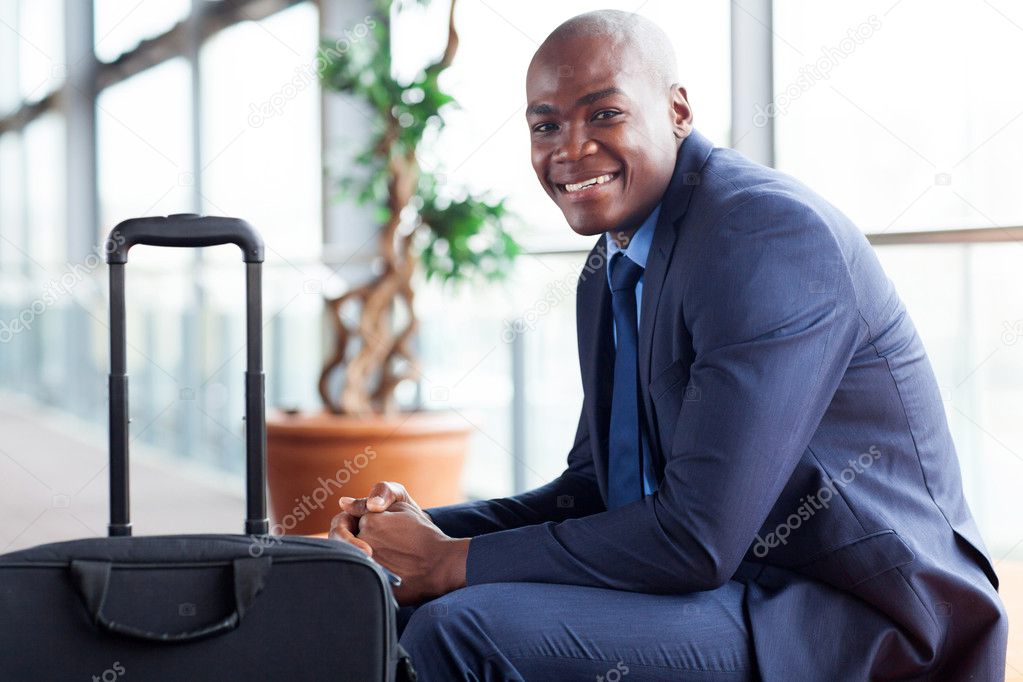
669, 84, 694, 140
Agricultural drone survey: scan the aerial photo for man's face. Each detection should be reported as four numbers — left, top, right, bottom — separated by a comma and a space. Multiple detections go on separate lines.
526, 35, 687, 237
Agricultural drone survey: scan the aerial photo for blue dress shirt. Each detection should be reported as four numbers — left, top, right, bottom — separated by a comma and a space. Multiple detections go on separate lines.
605, 204, 660, 329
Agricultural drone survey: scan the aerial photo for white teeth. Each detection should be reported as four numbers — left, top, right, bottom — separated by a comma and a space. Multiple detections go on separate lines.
564, 173, 615, 193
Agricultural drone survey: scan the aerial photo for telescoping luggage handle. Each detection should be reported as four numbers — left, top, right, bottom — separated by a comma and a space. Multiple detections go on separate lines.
105, 214, 268, 537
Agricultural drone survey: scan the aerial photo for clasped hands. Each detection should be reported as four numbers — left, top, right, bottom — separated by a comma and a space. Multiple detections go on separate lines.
328, 481, 468, 605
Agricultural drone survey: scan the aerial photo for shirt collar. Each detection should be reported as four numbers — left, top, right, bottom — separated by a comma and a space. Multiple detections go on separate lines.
605, 203, 660, 277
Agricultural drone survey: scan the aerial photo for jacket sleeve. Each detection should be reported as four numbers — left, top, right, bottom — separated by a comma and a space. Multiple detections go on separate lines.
426, 408, 605, 538
462, 194, 863, 593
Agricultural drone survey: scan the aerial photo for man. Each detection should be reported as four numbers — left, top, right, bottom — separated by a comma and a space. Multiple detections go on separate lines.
330, 10, 1008, 680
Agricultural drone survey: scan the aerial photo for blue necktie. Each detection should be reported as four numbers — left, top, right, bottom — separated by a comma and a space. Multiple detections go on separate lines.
607, 252, 646, 509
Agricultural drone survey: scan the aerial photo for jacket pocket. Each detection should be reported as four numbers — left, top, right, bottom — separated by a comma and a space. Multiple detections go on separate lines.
794, 529, 916, 590
952, 523, 999, 590
647, 358, 691, 455
649, 358, 689, 399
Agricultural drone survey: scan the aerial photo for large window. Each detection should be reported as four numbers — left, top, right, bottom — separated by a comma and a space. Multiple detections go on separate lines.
97, 58, 194, 250
200, 2, 321, 261
199, 2, 324, 447
15, 0, 64, 102
93, 0, 190, 62
0, 132, 23, 270
0, 0, 1019, 559
1, 0, 324, 474
23, 113, 65, 266
773, 0, 1023, 232
771, 0, 1023, 558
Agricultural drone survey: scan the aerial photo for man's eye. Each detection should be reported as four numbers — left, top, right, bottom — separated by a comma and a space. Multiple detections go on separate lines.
593, 110, 620, 121
532, 122, 558, 134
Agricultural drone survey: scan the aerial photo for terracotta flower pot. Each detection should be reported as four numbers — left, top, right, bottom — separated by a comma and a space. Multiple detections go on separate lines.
266, 410, 470, 536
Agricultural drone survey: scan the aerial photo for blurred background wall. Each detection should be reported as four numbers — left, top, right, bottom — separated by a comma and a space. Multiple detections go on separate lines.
1, 0, 1022, 565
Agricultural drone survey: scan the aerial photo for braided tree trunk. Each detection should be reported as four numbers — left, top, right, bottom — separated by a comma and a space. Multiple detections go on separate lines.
318, 1, 460, 417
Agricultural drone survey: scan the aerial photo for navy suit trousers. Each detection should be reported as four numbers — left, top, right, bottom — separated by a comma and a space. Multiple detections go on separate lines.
398, 581, 756, 681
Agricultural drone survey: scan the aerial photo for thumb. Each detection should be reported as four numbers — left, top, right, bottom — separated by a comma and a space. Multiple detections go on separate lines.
366, 481, 410, 512
338, 496, 371, 517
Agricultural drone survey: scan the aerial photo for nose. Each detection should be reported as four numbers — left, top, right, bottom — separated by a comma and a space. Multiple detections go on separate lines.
553, 125, 598, 162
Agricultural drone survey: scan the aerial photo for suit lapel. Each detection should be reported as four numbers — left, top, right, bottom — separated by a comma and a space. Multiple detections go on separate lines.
576, 131, 716, 493
638, 131, 715, 470
576, 239, 614, 500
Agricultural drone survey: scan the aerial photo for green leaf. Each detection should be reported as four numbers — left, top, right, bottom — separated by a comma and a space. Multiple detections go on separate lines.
321, 0, 520, 289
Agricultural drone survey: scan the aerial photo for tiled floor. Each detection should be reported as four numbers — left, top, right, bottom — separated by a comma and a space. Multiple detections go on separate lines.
0, 396, 244, 552
0, 396, 1019, 677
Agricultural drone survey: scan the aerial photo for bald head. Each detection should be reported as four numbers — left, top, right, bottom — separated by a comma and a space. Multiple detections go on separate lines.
532, 10, 678, 91
524, 10, 693, 237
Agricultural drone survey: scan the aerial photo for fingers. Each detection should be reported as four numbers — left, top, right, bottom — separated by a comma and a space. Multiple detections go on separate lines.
356, 502, 413, 534
366, 481, 409, 512
330, 509, 359, 535
338, 482, 412, 517
339, 496, 371, 517
328, 511, 373, 557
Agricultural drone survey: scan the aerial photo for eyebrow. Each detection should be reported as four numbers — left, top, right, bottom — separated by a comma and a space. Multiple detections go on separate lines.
526, 87, 624, 116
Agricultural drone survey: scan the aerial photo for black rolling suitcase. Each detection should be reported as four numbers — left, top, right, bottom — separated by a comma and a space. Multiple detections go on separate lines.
0, 215, 415, 681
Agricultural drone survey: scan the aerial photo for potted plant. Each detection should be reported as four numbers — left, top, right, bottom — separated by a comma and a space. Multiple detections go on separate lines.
266, 0, 519, 535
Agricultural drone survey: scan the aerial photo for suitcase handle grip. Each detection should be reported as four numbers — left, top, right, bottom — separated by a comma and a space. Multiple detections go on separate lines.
71, 557, 272, 643
105, 214, 269, 537
106, 214, 264, 264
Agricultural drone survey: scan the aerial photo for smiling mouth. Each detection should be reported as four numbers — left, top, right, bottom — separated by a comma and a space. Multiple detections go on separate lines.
556, 172, 620, 194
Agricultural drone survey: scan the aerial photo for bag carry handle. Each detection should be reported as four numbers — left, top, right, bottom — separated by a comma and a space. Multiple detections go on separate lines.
70, 557, 272, 643
106, 213, 264, 264
104, 214, 269, 537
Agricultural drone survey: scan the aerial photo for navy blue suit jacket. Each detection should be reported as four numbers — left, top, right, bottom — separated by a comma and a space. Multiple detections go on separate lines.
429, 131, 1007, 680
